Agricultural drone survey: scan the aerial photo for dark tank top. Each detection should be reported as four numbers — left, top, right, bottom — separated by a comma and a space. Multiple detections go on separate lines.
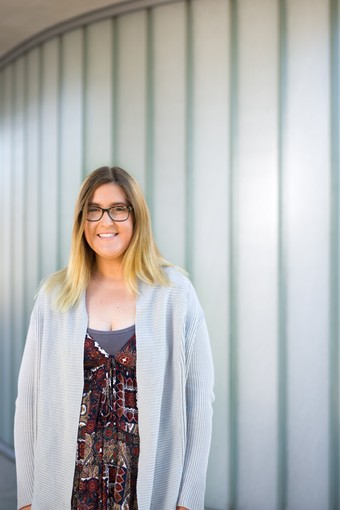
87, 324, 135, 356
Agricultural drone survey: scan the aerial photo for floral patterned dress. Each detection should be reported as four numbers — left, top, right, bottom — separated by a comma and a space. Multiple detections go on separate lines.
72, 332, 139, 510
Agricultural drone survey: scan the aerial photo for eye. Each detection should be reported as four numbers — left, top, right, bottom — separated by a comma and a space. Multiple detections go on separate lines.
88, 206, 101, 213
112, 205, 127, 212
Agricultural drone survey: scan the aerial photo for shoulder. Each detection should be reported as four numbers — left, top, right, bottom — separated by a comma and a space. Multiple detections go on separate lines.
35, 276, 61, 310
163, 266, 192, 291
164, 267, 201, 304
29, 286, 58, 327
33, 268, 77, 317
40, 268, 67, 295
144, 266, 203, 318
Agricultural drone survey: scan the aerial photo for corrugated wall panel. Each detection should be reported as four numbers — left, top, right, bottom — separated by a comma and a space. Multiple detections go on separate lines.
40, 39, 60, 277
0, 67, 3, 444
333, 3, 340, 507
285, 0, 331, 508
236, 1, 279, 509
85, 20, 113, 171
115, 12, 148, 189
24, 48, 41, 323
1, 64, 14, 447
13, 57, 25, 385
152, 2, 187, 267
191, 0, 230, 507
60, 29, 84, 266
0, 1, 338, 509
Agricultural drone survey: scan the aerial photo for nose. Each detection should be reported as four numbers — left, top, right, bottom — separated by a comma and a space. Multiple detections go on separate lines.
101, 210, 114, 224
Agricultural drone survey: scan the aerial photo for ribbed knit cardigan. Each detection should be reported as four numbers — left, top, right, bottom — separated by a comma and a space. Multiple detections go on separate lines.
14, 268, 214, 510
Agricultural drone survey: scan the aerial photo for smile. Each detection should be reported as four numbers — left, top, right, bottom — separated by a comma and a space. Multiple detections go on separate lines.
97, 233, 118, 238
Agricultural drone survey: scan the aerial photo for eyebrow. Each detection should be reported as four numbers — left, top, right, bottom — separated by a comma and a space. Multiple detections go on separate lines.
88, 201, 128, 206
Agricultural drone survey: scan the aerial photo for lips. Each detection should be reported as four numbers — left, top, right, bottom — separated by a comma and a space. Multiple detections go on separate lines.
97, 233, 118, 238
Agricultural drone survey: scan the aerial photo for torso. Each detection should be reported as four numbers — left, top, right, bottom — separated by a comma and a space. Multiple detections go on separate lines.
86, 276, 136, 331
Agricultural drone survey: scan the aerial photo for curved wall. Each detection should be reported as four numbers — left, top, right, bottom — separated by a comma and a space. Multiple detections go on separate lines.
0, 1, 339, 509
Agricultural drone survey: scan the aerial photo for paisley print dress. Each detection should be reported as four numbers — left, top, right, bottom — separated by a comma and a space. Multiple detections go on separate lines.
72, 332, 139, 510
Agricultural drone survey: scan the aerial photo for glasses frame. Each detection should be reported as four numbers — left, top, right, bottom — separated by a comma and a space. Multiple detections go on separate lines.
86, 205, 133, 222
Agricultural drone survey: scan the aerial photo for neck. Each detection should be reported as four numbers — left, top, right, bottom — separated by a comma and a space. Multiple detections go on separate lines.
93, 258, 125, 282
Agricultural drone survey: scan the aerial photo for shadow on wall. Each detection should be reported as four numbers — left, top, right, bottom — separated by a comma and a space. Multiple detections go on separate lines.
0, 454, 16, 510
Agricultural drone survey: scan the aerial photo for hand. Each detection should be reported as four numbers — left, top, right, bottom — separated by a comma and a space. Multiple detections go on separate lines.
176, 507, 189, 510
19, 506, 32, 510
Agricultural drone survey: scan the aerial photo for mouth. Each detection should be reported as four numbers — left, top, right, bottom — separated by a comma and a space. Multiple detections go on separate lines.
97, 233, 118, 238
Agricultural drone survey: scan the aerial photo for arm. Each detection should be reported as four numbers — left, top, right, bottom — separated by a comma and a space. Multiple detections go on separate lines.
177, 316, 215, 510
14, 303, 40, 510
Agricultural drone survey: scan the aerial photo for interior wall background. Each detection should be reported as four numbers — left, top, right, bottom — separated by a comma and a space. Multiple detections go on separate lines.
0, 0, 338, 509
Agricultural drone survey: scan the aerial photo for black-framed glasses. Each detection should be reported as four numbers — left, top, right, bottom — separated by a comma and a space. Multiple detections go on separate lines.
86, 205, 133, 222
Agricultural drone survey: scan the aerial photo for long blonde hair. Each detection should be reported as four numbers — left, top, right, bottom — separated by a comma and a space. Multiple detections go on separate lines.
45, 166, 171, 311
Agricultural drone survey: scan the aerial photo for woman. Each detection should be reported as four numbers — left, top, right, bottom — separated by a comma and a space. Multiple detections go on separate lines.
15, 166, 214, 510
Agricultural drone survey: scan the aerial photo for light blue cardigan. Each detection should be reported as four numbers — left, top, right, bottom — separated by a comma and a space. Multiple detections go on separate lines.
14, 267, 214, 510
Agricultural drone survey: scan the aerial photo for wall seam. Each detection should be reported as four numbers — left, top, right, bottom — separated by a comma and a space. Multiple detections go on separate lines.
329, 0, 339, 508
5, 63, 14, 445
23, 53, 29, 329
112, 17, 118, 163
82, 26, 88, 178
0, 68, 4, 442
145, 7, 154, 214
229, 0, 238, 508
13, 57, 26, 412
37, 45, 43, 282
57, 36, 63, 269
278, 0, 288, 509
185, 0, 194, 277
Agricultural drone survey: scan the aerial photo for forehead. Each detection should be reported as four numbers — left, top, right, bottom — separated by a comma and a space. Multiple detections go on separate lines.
89, 183, 126, 204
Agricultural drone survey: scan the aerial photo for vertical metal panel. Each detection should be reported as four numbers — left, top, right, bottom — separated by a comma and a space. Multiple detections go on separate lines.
24, 48, 41, 322
145, 9, 155, 211
1, 64, 14, 446
184, 0, 194, 274
115, 12, 148, 189
0, 67, 5, 440
59, 29, 84, 266
236, 1, 279, 509
152, 2, 187, 267
285, 1, 331, 508
330, 2, 340, 509
13, 57, 25, 389
84, 20, 113, 172
278, 1, 288, 508
229, 1, 239, 507
190, 0, 230, 508
0, 69, 4, 444
40, 39, 60, 279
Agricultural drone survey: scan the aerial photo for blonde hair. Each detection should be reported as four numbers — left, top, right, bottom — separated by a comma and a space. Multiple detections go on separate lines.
45, 166, 171, 311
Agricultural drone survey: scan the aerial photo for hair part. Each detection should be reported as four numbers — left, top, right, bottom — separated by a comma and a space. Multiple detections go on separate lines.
44, 166, 171, 311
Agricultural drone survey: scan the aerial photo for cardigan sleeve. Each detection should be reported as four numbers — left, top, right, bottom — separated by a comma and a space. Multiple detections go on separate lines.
177, 312, 215, 510
14, 299, 40, 509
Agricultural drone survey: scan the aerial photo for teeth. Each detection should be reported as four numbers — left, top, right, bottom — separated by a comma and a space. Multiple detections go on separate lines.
98, 233, 117, 238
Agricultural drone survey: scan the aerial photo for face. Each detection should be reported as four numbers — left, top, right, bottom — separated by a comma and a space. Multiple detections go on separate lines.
84, 183, 133, 265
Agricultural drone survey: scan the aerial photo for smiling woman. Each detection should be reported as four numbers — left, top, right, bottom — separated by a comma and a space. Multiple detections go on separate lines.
84, 183, 134, 273
14, 166, 214, 510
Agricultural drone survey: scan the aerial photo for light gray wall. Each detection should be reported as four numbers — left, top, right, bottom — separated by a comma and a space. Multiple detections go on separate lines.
0, 1, 339, 509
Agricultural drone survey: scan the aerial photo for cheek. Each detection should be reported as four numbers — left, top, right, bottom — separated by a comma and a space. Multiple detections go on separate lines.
83, 224, 93, 247
127, 221, 134, 242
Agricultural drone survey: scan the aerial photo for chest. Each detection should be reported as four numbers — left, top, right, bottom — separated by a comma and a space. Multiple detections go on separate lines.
86, 284, 136, 330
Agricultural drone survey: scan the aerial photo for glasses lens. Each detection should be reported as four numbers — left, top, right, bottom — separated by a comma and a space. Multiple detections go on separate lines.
87, 207, 102, 221
109, 206, 129, 221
